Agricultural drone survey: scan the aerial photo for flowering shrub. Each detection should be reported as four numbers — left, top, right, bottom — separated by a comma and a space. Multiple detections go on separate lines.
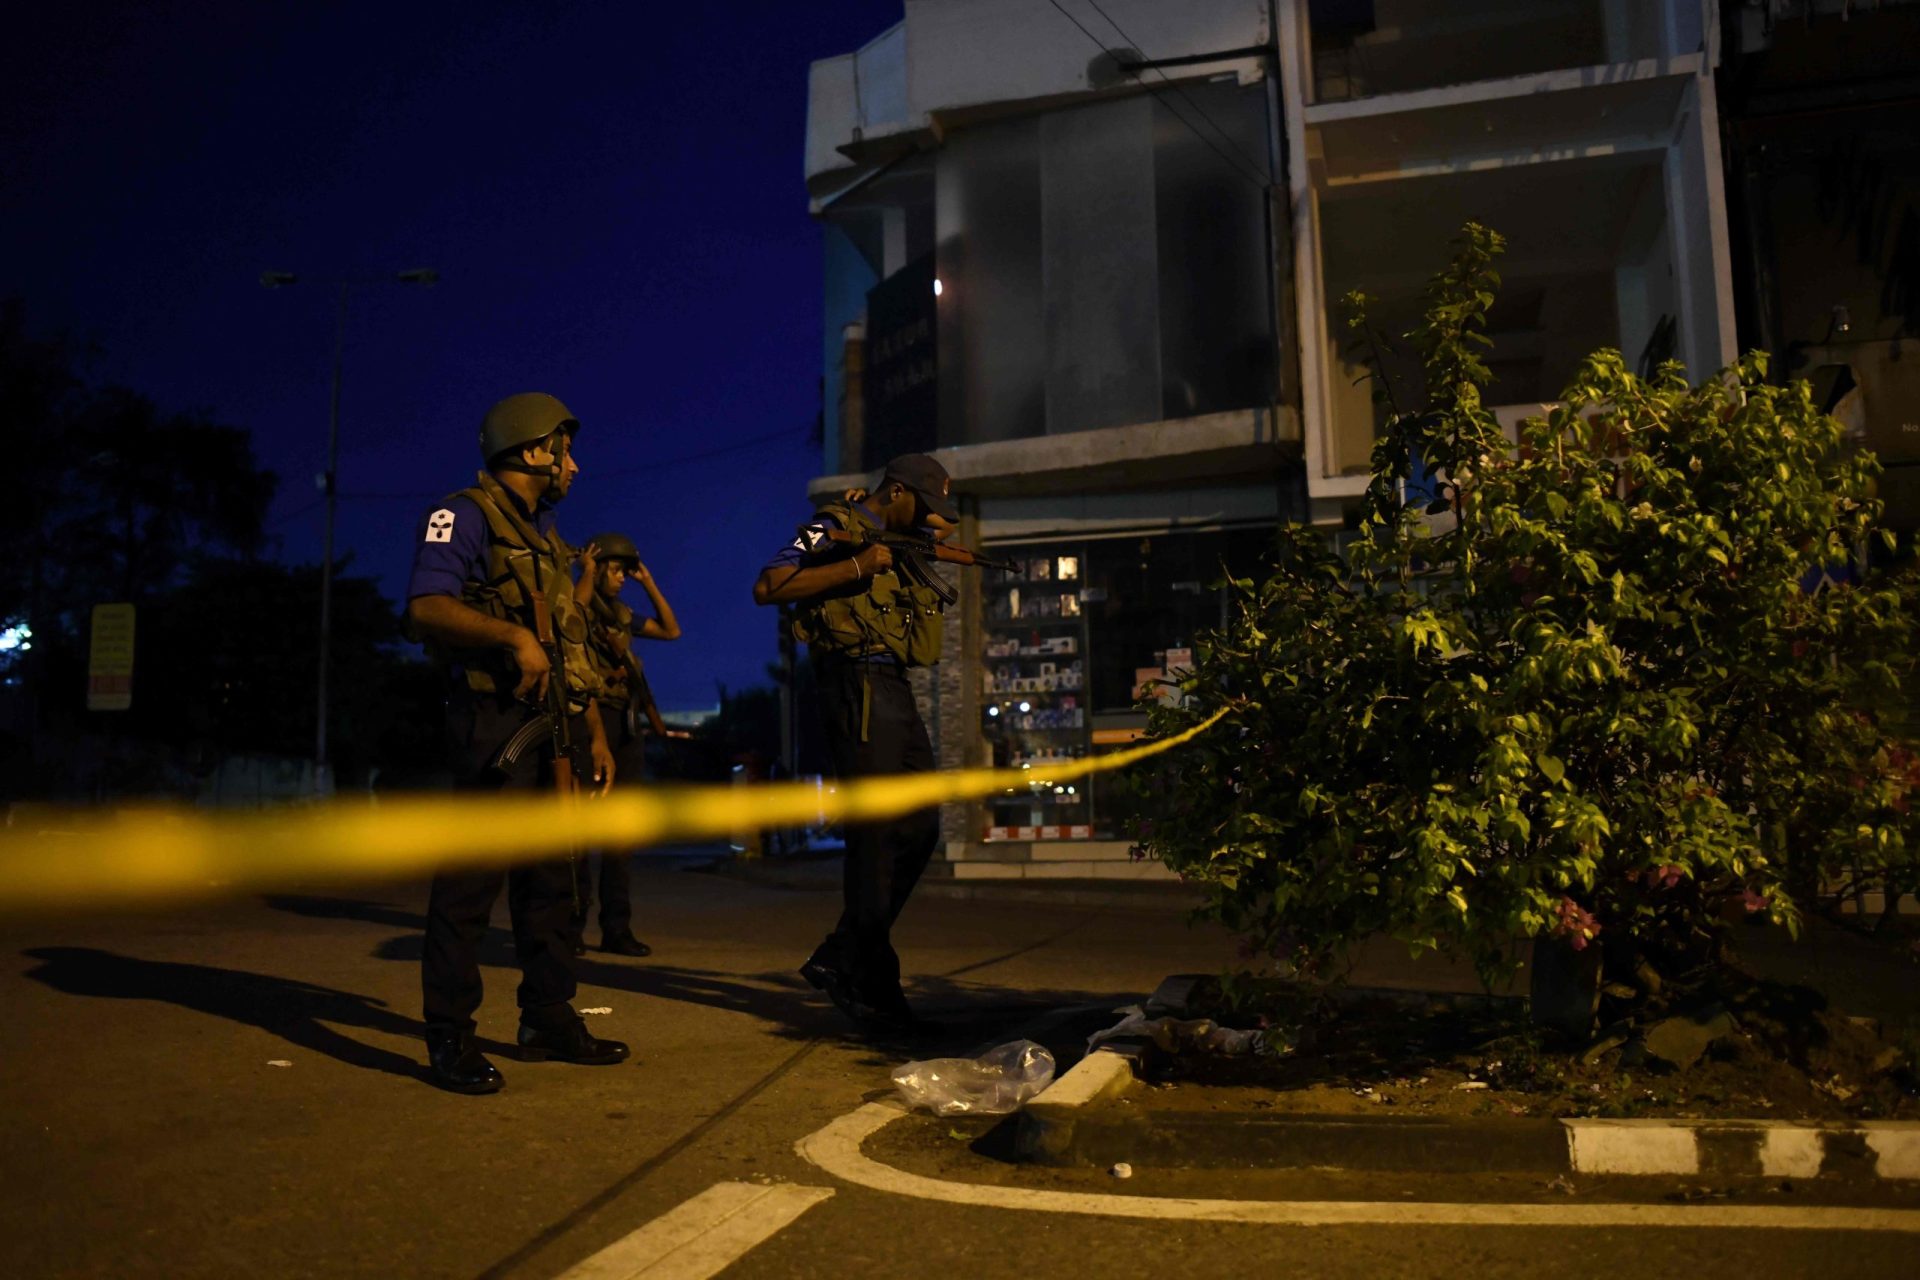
1134, 224, 1919, 995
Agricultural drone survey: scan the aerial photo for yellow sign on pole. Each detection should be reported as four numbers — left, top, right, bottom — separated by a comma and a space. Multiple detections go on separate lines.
88, 603, 136, 712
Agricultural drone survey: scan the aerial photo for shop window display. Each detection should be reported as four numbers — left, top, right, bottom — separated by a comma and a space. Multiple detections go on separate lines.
981, 527, 1273, 840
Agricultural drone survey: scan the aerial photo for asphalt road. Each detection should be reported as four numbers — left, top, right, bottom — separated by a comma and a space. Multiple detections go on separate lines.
0, 856, 1911, 1278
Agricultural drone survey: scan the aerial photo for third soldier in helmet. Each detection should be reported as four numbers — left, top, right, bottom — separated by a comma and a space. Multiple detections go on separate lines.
570, 530, 683, 957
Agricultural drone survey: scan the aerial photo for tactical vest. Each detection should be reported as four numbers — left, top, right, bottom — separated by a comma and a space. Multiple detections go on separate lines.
789, 501, 946, 667
585, 590, 635, 711
439, 472, 603, 703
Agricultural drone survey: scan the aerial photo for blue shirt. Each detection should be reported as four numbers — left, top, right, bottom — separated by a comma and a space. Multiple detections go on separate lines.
760, 511, 848, 576
407, 488, 558, 600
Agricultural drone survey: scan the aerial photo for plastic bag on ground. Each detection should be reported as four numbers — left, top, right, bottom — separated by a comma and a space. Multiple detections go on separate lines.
891, 1039, 1057, 1116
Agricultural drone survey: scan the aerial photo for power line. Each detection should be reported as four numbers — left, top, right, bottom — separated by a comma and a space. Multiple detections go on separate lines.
268, 496, 326, 530
1042, 0, 1270, 192
1081, 0, 1275, 184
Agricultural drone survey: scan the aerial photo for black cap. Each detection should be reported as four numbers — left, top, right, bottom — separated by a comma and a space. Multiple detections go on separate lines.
880, 452, 959, 522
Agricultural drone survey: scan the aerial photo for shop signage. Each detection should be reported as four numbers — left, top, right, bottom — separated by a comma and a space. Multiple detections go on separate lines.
87, 602, 136, 711
862, 251, 937, 466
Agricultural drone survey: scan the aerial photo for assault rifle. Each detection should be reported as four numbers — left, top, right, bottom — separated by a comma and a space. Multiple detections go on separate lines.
490, 588, 584, 792
816, 527, 1018, 607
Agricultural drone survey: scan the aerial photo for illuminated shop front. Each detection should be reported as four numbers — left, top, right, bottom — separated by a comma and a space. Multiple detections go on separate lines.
978, 527, 1273, 841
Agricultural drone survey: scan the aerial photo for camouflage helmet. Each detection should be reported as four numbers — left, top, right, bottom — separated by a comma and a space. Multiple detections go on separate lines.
479, 392, 579, 465
588, 532, 639, 566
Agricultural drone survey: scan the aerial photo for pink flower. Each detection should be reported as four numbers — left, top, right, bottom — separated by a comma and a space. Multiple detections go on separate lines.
1552, 897, 1601, 950
1742, 888, 1767, 914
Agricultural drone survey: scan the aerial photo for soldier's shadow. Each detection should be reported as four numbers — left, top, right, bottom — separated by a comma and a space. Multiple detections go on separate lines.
274, 895, 1121, 1047
18, 946, 506, 1082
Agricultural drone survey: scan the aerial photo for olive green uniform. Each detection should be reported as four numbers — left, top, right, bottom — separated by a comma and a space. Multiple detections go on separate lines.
572, 590, 654, 944
787, 500, 947, 1008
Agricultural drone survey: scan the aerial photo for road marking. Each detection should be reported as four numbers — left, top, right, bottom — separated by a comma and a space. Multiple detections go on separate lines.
556, 1181, 834, 1280
798, 1102, 1920, 1233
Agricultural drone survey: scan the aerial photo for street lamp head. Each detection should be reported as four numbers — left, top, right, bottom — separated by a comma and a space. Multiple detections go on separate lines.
396, 268, 439, 286
259, 270, 299, 288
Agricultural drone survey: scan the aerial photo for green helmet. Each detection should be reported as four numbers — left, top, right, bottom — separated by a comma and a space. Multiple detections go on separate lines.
479, 392, 579, 465
589, 532, 640, 565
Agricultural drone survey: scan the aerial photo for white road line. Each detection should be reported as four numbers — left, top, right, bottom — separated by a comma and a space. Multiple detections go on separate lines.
557, 1181, 834, 1280
798, 1102, 1920, 1234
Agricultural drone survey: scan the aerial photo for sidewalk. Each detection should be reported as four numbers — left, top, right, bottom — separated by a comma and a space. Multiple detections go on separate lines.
1003, 917, 1919, 1179
692, 848, 1207, 912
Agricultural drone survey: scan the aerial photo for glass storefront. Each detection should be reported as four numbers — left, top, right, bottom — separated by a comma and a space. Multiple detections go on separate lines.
979, 526, 1274, 840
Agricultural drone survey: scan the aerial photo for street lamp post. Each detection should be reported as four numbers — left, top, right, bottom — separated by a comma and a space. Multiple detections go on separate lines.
261, 268, 438, 794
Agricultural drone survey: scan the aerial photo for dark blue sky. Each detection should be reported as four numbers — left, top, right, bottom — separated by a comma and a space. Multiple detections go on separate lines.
2, 0, 901, 710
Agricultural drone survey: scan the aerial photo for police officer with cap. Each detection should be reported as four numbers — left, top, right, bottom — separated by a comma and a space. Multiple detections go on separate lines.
570, 530, 682, 957
752, 453, 959, 1031
405, 391, 628, 1094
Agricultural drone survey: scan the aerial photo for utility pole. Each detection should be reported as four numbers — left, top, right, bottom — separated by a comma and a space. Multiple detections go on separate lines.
261, 267, 439, 795
316, 282, 347, 791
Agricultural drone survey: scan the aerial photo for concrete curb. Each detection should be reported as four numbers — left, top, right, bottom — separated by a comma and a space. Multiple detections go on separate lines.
1016, 1050, 1920, 1180
1015, 1050, 1138, 1164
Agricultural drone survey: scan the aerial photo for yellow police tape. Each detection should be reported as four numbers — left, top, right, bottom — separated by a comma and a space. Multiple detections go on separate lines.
0, 707, 1227, 913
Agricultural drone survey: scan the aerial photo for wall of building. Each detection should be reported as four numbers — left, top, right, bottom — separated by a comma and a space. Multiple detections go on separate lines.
1285, 2, 1733, 501
933, 79, 1277, 449
903, 0, 1269, 119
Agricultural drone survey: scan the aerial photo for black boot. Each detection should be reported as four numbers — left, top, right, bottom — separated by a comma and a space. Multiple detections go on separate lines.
426, 1030, 504, 1095
600, 932, 652, 957
517, 1010, 629, 1065
801, 959, 915, 1032
800, 957, 861, 1021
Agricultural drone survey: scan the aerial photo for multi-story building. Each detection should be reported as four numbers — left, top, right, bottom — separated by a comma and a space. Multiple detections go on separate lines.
1716, 0, 1920, 528
801, 0, 1739, 880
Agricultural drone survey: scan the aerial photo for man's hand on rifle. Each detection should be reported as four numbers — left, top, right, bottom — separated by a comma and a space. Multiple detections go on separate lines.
508, 629, 552, 702
852, 543, 893, 578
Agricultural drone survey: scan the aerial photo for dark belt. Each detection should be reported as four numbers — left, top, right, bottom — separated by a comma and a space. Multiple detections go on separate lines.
822, 651, 904, 669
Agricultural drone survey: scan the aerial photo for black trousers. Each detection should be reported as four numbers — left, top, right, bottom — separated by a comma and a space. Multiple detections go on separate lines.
807, 655, 940, 998
572, 711, 648, 939
421, 684, 579, 1036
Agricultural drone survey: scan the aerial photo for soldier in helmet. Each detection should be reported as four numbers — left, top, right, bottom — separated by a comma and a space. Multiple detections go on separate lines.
751, 454, 959, 1032
404, 391, 628, 1094
568, 530, 682, 957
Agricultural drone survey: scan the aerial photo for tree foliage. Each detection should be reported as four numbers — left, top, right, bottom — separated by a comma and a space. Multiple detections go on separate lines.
1135, 224, 1920, 990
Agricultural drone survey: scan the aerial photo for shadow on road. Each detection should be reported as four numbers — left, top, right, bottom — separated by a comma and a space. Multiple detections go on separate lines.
16, 946, 488, 1083
262, 893, 428, 932
259, 893, 1134, 1055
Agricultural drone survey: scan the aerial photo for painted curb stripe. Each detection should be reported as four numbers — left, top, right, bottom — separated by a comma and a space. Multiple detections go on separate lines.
1870, 1131, 1920, 1180
801, 1102, 1920, 1232
1566, 1122, 1699, 1176
1565, 1121, 1920, 1180
556, 1181, 834, 1280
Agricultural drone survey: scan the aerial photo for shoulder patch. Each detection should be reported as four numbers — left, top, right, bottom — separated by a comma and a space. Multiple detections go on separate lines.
425, 508, 457, 543
793, 522, 831, 553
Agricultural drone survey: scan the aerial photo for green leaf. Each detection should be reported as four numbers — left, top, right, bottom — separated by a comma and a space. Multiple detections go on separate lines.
1535, 753, 1566, 785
